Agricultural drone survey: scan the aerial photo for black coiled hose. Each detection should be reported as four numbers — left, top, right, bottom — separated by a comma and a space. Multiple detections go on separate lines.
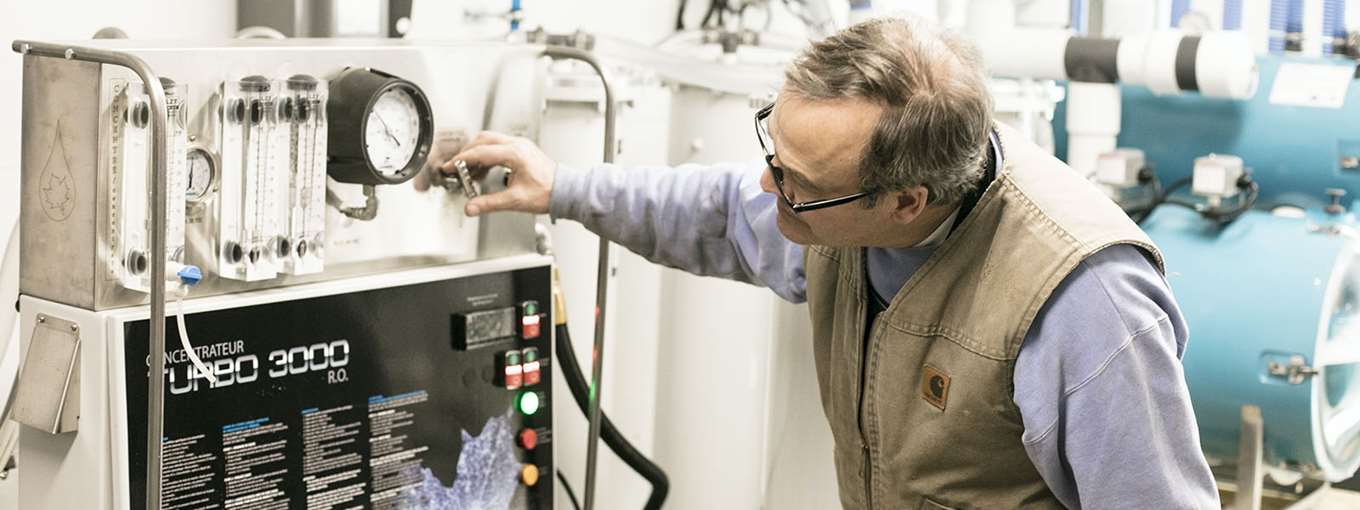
555, 323, 670, 510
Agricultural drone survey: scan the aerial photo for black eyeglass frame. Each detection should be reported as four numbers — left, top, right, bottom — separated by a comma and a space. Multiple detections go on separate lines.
755, 103, 872, 214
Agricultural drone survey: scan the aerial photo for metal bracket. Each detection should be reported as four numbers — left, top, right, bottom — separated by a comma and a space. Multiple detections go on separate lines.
0, 419, 16, 478
10, 313, 81, 434
1267, 355, 1318, 385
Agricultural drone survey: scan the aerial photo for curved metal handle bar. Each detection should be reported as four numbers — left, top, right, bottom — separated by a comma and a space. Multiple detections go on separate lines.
12, 40, 170, 510
540, 45, 616, 510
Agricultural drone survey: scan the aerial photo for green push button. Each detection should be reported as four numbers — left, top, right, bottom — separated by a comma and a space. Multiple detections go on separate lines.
518, 391, 541, 416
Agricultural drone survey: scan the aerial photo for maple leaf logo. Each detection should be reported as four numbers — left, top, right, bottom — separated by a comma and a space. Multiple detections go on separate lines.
38, 120, 76, 221
41, 173, 72, 211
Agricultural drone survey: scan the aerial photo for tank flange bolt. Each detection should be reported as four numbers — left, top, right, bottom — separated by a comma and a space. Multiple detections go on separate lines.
1326, 188, 1348, 215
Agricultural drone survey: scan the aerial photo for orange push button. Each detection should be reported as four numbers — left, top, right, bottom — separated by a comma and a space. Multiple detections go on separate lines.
521, 464, 540, 486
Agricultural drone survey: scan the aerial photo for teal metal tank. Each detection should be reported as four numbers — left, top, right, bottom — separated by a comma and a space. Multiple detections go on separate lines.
1141, 205, 1360, 481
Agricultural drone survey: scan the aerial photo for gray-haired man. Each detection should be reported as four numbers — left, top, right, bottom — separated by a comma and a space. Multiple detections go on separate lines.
445, 16, 1218, 509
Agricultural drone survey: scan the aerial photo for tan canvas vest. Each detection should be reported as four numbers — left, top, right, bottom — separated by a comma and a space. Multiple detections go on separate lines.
804, 125, 1165, 509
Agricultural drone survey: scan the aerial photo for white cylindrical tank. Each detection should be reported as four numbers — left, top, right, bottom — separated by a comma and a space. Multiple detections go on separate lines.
537, 60, 671, 510
1, 163, 18, 375
648, 45, 840, 510
0, 163, 17, 510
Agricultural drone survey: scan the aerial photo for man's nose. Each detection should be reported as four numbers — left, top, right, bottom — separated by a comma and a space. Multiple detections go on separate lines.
759, 165, 777, 194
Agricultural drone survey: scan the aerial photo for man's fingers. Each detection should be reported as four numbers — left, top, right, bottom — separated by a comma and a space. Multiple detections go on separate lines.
474, 131, 517, 145
465, 189, 520, 217
447, 144, 521, 175
456, 131, 518, 154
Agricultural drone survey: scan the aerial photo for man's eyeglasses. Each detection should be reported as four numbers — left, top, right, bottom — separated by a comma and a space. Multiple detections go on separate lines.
755, 103, 871, 214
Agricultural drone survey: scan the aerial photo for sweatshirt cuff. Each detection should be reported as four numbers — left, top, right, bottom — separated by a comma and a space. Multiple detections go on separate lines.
548, 163, 588, 222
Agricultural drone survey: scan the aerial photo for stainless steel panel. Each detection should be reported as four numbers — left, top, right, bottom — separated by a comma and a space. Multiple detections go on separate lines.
19, 40, 549, 310
10, 313, 80, 435
20, 57, 102, 310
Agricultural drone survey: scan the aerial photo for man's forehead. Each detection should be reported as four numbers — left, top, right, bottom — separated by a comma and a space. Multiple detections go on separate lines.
771, 95, 880, 183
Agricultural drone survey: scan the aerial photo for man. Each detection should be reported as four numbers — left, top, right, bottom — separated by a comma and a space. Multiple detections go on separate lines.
444, 16, 1217, 509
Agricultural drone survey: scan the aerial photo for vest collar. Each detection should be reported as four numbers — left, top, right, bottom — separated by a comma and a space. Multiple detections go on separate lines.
948, 127, 1004, 235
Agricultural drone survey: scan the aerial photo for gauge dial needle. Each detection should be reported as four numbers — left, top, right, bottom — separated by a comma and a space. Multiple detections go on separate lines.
373, 112, 401, 146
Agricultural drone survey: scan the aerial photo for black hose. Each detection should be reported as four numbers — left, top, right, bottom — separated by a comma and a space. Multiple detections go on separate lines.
1133, 175, 1259, 226
1161, 180, 1260, 225
1132, 177, 1192, 225
676, 0, 689, 30
700, 0, 718, 29
555, 323, 670, 510
557, 469, 583, 510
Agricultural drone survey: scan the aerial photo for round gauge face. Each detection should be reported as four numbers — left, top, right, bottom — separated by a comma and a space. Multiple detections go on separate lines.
365, 87, 422, 177
186, 148, 215, 201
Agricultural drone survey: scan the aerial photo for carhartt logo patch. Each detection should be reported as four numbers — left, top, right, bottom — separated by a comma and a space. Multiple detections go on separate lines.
921, 365, 950, 411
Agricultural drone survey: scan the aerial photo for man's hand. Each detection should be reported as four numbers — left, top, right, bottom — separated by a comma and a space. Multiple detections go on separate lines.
441, 131, 558, 217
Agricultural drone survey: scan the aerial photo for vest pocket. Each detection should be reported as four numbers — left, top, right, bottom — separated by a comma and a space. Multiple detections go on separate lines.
920, 498, 959, 510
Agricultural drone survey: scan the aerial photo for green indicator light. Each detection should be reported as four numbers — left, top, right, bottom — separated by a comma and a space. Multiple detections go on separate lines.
523, 301, 539, 315
519, 391, 541, 416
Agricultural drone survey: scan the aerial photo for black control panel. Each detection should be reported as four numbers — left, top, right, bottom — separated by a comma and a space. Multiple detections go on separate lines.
124, 265, 553, 509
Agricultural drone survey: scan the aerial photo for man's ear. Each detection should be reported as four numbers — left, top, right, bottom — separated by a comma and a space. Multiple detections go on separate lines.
889, 186, 930, 224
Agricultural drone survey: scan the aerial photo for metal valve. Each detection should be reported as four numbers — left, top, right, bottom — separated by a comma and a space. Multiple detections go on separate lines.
441, 160, 482, 200
1326, 188, 1349, 214
1267, 355, 1319, 385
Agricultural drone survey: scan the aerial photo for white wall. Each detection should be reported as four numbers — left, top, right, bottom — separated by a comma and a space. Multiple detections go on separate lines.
0, 0, 238, 175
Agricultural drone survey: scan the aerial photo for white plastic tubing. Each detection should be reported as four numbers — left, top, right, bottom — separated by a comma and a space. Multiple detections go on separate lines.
0, 222, 17, 370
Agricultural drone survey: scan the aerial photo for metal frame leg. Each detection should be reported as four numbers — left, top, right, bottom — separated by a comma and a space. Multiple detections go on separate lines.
1235, 405, 1264, 510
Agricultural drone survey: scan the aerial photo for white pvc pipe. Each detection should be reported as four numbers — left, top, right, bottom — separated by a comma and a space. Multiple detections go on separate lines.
1102, 0, 1161, 37
0, 218, 16, 445
968, 0, 1256, 100
977, 28, 1074, 80
967, 0, 1073, 80
1016, 0, 1075, 29
1121, 30, 1188, 95
0, 222, 16, 370
1065, 81, 1123, 177
1196, 31, 1260, 98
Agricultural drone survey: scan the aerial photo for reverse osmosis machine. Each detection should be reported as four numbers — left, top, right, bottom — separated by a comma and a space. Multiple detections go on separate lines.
0, 36, 639, 509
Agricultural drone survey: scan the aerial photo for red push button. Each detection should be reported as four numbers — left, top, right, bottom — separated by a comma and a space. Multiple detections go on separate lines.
521, 301, 542, 340
504, 350, 523, 390
519, 428, 539, 450
521, 314, 541, 340
522, 347, 541, 386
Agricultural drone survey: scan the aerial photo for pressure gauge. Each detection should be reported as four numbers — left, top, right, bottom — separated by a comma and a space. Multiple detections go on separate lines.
185, 146, 217, 202
327, 68, 433, 185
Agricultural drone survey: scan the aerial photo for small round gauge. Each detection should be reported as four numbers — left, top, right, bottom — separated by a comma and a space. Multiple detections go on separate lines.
327, 68, 433, 185
185, 146, 217, 202
366, 88, 423, 178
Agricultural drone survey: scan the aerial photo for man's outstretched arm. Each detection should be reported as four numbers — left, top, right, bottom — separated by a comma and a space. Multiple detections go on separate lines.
447, 131, 806, 303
